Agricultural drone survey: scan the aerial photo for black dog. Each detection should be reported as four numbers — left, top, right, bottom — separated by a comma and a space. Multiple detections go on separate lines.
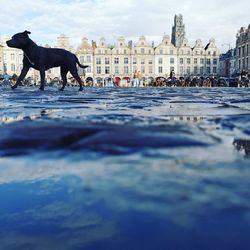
6, 31, 88, 91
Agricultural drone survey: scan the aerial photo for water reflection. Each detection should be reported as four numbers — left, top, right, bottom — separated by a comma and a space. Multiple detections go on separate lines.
0, 87, 250, 250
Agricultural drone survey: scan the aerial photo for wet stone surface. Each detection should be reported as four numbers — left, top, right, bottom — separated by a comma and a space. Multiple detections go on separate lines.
0, 86, 250, 250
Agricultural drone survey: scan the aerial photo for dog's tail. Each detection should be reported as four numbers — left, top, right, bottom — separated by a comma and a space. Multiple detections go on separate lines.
76, 56, 89, 68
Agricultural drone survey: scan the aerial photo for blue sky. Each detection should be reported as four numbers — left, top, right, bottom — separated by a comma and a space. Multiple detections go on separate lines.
0, 0, 249, 52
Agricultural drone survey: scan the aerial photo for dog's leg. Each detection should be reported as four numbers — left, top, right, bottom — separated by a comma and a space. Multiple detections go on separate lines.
60, 67, 68, 91
40, 69, 46, 91
69, 68, 83, 91
11, 66, 30, 89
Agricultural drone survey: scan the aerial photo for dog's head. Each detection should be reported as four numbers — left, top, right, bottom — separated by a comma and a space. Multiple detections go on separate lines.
6, 31, 31, 49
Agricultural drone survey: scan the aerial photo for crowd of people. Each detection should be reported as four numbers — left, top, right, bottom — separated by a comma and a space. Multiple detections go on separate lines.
1, 72, 249, 88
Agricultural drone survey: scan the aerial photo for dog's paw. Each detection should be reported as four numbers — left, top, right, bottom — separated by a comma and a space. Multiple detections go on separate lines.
79, 87, 83, 91
39, 87, 44, 91
59, 88, 64, 91
11, 85, 17, 89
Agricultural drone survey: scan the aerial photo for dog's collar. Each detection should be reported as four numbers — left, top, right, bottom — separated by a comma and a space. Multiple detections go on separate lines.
24, 53, 35, 66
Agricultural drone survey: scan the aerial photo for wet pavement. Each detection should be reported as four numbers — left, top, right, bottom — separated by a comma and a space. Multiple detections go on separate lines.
0, 86, 250, 250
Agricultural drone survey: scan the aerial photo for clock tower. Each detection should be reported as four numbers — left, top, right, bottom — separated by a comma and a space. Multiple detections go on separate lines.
171, 14, 186, 47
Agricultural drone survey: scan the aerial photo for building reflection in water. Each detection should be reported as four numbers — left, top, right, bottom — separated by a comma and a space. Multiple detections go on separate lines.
233, 139, 250, 156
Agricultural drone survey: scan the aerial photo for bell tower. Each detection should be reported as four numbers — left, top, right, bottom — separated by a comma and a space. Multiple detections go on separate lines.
171, 14, 186, 47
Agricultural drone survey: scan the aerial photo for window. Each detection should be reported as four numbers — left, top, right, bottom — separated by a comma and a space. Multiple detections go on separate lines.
213, 51, 216, 56
134, 49, 137, 54
213, 58, 217, 65
141, 66, 145, 73
170, 67, 174, 72
148, 59, 153, 64
124, 58, 129, 64
105, 58, 110, 64
180, 66, 184, 74
11, 54, 15, 60
11, 64, 15, 71
133, 58, 137, 64
187, 58, 191, 64
208, 51, 211, 55
200, 58, 204, 64
141, 48, 145, 54
105, 66, 110, 74
158, 58, 163, 64
124, 66, 129, 74
160, 49, 163, 55
114, 58, 119, 64
86, 66, 91, 73
133, 66, 137, 72
80, 56, 84, 63
149, 50, 151, 54
213, 67, 217, 74
206, 67, 211, 74
194, 58, 198, 64
124, 49, 127, 54
115, 66, 119, 74
206, 59, 211, 65
141, 59, 145, 64
200, 67, 204, 75
180, 58, 184, 64
149, 66, 153, 74
170, 58, 174, 64
158, 66, 163, 73
87, 56, 91, 63
194, 66, 198, 74
170, 49, 173, 55
187, 66, 190, 74
96, 58, 101, 65
97, 66, 101, 74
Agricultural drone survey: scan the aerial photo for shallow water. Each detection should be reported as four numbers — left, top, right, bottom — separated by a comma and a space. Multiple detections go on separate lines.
0, 86, 250, 250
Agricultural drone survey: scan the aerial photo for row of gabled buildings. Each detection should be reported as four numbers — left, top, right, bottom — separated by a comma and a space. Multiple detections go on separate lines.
0, 15, 220, 84
220, 24, 250, 78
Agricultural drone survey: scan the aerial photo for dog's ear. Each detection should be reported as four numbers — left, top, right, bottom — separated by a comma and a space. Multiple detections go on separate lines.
23, 30, 31, 37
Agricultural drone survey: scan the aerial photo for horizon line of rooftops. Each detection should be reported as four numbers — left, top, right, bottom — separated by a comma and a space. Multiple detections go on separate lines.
0, 34, 219, 52
54, 34, 219, 52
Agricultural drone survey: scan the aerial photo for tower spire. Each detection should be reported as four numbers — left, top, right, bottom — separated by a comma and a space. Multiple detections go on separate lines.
171, 14, 186, 47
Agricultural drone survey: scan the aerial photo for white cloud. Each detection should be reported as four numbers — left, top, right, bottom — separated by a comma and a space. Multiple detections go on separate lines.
0, 0, 249, 52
